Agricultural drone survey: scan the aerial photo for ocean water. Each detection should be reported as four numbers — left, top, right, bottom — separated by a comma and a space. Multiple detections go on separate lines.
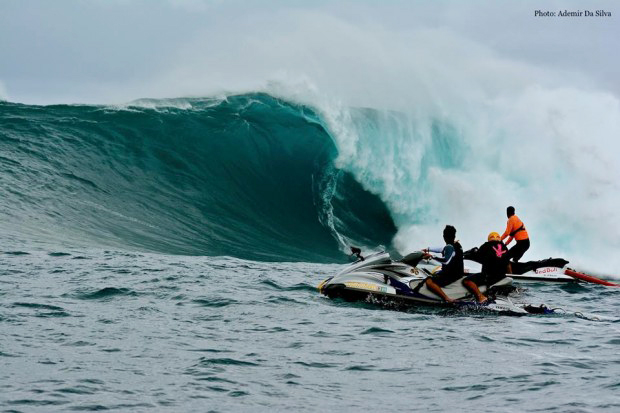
1, 249, 619, 412
1, 93, 619, 411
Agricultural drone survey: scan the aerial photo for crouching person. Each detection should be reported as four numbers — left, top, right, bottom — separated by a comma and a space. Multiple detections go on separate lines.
463, 232, 509, 303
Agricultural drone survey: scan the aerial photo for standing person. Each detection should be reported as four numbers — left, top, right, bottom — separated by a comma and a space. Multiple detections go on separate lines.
462, 232, 509, 303
422, 225, 464, 303
501, 206, 530, 262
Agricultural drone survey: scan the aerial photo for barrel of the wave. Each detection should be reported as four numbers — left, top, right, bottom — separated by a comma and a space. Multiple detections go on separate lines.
564, 269, 620, 287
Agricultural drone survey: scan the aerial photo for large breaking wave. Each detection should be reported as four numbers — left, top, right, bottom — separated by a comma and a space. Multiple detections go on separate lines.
2, 87, 620, 274
0, 94, 396, 262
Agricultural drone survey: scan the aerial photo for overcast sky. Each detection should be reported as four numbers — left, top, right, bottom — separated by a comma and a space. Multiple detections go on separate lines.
0, 0, 618, 104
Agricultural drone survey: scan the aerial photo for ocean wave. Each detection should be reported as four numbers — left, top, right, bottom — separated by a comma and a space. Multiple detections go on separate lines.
0, 94, 396, 262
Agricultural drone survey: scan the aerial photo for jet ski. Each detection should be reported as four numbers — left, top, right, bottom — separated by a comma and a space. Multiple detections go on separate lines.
318, 250, 514, 308
318, 249, 559, 314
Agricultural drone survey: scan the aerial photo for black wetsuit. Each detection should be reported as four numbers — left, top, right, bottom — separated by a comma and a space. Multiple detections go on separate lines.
429, 242, 464, 287
464, 240, 509, 287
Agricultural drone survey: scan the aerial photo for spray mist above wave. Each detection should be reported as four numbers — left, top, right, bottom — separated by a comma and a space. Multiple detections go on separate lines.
0, 95, 396, 262
0, 80, 8, 102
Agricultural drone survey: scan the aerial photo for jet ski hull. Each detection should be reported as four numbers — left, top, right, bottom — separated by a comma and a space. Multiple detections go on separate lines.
319, 275, 549, 315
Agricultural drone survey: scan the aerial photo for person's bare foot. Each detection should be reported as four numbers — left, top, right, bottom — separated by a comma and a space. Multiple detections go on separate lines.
478, 295, 488, 304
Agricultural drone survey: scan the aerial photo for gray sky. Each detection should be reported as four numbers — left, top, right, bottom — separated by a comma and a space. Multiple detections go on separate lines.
0, 0, 618, 104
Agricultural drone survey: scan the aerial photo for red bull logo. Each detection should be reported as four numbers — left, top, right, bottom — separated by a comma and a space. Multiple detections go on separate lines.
535, 267, 559, 274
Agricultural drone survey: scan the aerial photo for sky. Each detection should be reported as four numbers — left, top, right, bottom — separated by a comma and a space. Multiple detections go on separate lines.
0, 0, 618, 104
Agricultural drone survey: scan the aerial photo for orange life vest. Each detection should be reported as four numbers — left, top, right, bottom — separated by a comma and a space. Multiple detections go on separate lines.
501, 215, 529, 241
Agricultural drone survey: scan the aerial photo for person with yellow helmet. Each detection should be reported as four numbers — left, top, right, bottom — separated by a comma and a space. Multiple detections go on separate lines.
462, 231, 510, 303
501, 206, 530, 262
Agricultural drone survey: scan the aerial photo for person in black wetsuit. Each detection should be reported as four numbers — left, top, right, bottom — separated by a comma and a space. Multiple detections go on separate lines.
422, 225, 464, 303
462, 231, 510, 303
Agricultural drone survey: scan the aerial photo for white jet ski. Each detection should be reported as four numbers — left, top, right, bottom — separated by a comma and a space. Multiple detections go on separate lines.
318, 249, 561, 314
318, 250, 519, 309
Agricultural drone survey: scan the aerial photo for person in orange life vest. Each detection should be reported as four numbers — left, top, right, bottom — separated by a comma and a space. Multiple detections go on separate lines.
462, 231, 509, 303
501, 206, 530, 262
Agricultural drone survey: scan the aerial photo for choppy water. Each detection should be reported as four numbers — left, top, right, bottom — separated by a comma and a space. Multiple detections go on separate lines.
1, 249, 618, 412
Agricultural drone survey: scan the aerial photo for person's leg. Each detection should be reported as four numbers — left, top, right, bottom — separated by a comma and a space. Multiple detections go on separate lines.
509, 242, 522, 262
425, 278, 455, 303
462, 280, 487, 303
519, 239, 530, 261
462, 273, 487, 303
510, 239, 530, 262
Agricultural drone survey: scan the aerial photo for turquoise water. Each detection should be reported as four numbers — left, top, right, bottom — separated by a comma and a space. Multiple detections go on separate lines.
1, 93, 619, 411
0, 94, 395, 262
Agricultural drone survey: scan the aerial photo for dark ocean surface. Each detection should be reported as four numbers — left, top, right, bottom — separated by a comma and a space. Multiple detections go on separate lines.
1, 249, 619, 412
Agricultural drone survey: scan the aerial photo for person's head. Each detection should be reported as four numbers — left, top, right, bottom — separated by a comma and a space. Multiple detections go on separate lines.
443, 225, 456, 244
488, 231, 501, 242
506, 206, 515, 218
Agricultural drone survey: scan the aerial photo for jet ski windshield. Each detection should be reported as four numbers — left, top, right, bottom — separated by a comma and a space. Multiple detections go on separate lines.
399, 251, 425, 268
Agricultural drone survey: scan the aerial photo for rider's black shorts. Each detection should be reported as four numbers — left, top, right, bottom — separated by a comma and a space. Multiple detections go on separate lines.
464, 272, 506, 287
463, 272, 486, 286
429, 270, 462, 287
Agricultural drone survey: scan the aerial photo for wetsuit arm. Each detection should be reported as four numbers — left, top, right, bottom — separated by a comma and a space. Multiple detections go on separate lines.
433, 245, 455, 264
425, 246, 444, 260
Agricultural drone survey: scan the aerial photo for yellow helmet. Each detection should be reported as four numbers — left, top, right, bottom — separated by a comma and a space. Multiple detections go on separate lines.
488, 232, 501, 242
